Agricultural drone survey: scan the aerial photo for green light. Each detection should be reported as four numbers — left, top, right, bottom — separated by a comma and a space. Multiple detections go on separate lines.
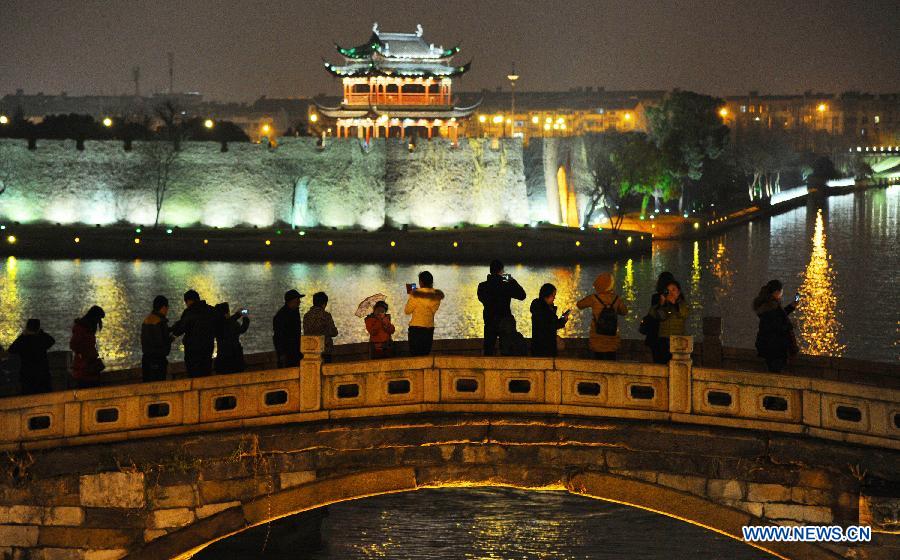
166, 228, 173, 234
135, 228, 141, 233
276, 229, 282, 235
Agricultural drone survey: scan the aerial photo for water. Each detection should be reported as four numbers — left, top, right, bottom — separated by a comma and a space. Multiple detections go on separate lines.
197, 488, 773, 559
2, 189, 896, 557
1, 189, 897, 366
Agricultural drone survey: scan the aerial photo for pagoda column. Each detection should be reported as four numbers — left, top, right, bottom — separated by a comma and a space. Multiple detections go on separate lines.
427, 126, 433, 139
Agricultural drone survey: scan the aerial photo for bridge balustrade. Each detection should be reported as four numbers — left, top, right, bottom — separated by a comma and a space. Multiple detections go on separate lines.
1, 336, 897, 452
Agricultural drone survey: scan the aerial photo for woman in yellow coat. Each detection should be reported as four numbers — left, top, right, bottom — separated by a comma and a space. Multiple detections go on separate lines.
576, 272, 628, 360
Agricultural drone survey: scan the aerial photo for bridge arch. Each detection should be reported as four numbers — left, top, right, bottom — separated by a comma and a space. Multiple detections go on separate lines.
127, 421, 842, 560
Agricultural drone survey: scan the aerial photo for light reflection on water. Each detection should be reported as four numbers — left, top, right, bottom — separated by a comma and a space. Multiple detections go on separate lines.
0, 189, 897, 366
198, 488, 773, 560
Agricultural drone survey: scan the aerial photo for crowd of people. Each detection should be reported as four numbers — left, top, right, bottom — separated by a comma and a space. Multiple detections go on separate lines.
0, 260, 804, 395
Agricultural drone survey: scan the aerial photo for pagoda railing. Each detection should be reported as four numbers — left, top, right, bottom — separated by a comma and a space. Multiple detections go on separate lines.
345, 93, 450, 106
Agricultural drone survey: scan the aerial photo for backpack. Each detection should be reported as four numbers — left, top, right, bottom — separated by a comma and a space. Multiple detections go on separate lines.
594, 295, 619, 336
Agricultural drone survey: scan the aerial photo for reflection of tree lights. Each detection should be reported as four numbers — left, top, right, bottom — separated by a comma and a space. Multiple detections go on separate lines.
797, 209, 845, 356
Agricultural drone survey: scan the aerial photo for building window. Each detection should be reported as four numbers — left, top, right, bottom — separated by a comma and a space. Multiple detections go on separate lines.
874, 115, 880, 124
740, 105, 747, 113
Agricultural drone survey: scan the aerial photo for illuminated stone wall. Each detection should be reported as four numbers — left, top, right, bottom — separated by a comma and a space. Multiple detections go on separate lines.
0, 137, 529, 229
524, 137, 601, 226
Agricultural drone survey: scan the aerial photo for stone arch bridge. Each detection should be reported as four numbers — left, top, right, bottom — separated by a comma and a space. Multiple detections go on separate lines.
0, 336, 898, 560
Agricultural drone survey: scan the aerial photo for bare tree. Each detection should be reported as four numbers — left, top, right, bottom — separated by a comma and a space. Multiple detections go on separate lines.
141, 140, 180, 228
582, 134, 627, 231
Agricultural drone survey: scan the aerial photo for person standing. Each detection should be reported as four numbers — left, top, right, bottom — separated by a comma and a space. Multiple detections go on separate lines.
214, 303, 250, 374
141, 296, 172, 382
69, 305, 106, 388
477, 260, 526, 356
303, 292, 339, 363
365, 301, 396, 358
405, 271, 444, 356
530, 284, 569, 357
8, 319, 55, 394
170, 290, 217, 378
577, 272, 628, 360
649, 280, 690, 364
753, 279, 799, 373
273, 289, 304, 367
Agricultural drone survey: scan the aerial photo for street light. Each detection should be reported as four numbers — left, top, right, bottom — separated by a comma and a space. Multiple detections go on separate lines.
817, 103, 827, 113
0, 115, 8, 125
204, 119, 214, 129
309, 113, 318, 123
102, 117, 113, 127
718, 107, 728, 118
262, 124, 271, 134
506, 62, 519, 138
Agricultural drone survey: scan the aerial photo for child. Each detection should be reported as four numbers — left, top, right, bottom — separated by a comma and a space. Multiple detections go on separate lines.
365, 301, 396, 358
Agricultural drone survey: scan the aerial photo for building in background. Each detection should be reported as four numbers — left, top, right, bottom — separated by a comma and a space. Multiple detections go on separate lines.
313, 23, 478, 142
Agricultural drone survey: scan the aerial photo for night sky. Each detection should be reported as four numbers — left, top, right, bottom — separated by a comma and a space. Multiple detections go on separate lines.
2, 0, 898, 102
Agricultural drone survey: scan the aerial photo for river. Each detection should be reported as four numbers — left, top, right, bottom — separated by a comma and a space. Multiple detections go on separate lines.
1, 188, 897, 558
1, 188, 897, 366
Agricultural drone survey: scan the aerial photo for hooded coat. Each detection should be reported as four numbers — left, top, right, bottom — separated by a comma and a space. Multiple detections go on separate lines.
404, 288, 445, 328
753, 289, 797, 360
576, 273, 628, 353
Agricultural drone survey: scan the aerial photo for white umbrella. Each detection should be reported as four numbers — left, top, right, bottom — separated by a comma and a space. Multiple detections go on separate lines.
355, 293, 387, 318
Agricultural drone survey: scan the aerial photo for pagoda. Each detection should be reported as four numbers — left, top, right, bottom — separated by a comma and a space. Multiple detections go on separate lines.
316, 23, 478, 142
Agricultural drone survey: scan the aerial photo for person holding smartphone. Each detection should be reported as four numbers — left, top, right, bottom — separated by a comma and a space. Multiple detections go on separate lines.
477, 260, 526, 356
404, 271, 444, 356
529, 283, 569, 357
753, 279, 800, 372
213, 302, 250, 374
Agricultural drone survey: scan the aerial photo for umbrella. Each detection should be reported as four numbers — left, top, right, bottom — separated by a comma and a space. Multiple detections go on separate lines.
355, 293, 387, 318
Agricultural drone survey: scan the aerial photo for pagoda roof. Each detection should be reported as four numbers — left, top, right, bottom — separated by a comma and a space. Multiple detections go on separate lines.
336, 23, 460, 61
315, 98, 482, 119
329, 23, 468, 78
324, 59, 471, 79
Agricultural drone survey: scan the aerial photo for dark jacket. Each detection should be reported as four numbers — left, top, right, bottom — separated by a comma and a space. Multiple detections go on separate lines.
477, 274, 526, 324
171, 301, 217, 356
303, 306, 338, 355
215, 313, 250, 373
9, 331, 55, 394
753, 291, 797, 360
529, 298, 566, 357
69, 319, 100, 382
141, 311, 171, 360
273, 305, 302, 364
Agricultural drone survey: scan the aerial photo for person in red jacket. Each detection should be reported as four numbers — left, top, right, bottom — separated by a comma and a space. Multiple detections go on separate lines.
69, 305, 106, 388
365, 301, 396, 358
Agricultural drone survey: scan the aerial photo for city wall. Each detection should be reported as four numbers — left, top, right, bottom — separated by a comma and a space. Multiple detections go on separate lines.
0, 138, 533, 230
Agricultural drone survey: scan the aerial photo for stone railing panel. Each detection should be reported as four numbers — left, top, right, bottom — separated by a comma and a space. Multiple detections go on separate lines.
560, 372, 611, 407
322, 356, 433, 376
434, 356, 554, 371
440, 369, 486, 402
554, 358, 668, 378
483, 369, 546, 403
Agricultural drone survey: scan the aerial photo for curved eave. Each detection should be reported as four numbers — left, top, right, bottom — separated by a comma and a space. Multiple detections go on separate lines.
334, 32, 383, 59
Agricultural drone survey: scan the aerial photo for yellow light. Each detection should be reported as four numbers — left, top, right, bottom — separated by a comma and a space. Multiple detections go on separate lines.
6, 235, 16, 244
693, 222, 700, 230
545, 117, 552, 123
543, 123, 551, 131
452, 241, 458, 248
309, 113, 318, 122
492, 115, 503, 124
531, 116, 539, 124
575, 240, 581, 247
560, 123, 566, 130
718, 108, 728, 118
0, 115, 8, 125
327, 240, 333, 246
203, 239, 209, 244
516, 241, 523, 247
265, 239, 271, 246
624, 113, 632, 121
204, 119, 214, 129
262, 124, 271, 134
74, 237, 80, 243
505, 118, 511, 123
478, 115, 487, 123
390, 241, 396, 247
102, 117, 113, 127
817, 103, 827, 113
627, 236, 633, 243
614, 239, 618, 245
134, 238, 141, 244
556, 116, 564, 123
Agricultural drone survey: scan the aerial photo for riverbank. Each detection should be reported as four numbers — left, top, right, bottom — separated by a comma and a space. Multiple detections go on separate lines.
614, 179, 891, 239
0, 223, 652, 263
